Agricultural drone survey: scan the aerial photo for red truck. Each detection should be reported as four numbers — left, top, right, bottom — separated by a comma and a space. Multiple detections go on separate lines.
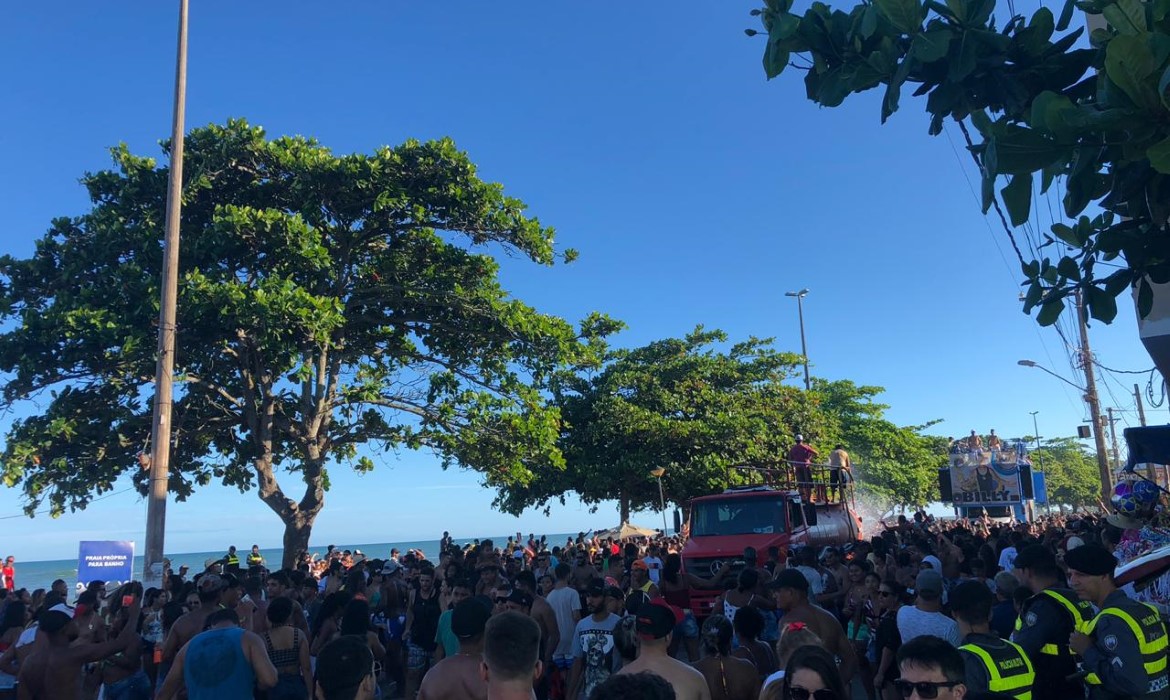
680, 468, 863, 618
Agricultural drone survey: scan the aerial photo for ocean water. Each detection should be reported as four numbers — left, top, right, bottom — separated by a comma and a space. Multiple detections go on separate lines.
9, 532, 582, 595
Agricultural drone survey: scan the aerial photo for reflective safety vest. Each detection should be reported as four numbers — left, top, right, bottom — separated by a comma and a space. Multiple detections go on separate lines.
225, 554, 239, 567
1014, 588, 1095, 656
247, 553, 263, 566
960, 639, 1036, 700
1084, 602, 1169, 687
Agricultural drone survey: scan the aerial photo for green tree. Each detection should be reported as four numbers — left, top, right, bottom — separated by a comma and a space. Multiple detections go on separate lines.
494, 328, 823, 521
0, 120, 618, 566
815, 379, 947, 506
749, 0, 1170, 327
1030, 436, 1100, 508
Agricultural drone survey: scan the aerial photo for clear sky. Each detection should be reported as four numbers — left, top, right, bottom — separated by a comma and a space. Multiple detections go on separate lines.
0, 1, 1158, 561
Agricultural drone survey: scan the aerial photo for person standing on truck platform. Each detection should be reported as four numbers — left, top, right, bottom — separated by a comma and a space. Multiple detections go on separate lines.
787, 435, 819, 502
829, 444, 852, 502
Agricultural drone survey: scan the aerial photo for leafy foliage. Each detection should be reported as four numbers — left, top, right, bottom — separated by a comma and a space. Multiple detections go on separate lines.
1029, 435, 1101, 507
0, 120, 618, 563
494, 331, 945, 518
751, 0, 1170, 324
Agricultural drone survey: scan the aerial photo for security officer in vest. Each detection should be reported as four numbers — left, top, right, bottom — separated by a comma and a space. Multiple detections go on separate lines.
1067, 544, 1170, 700
952, 580, 1035, 699
1012, 544, 1095, 700
222, 545, 240, 575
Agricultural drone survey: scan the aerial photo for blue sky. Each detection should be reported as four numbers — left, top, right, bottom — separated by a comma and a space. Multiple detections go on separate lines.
0, 1, 1156, 561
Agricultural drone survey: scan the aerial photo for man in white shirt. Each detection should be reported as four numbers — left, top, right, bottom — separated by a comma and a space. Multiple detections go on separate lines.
997, 533, 1021, 573
897, 570, 961, 646
642, 546, 664, 586
545, 563, 582, 671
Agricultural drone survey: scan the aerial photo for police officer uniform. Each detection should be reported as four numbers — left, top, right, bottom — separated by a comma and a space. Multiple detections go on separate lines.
960, 631, 1036, 699
1066, 545, 1170, 700
1013, 584, 1095, 700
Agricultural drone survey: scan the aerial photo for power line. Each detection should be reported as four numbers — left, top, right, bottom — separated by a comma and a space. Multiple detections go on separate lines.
0, 487, 137, 521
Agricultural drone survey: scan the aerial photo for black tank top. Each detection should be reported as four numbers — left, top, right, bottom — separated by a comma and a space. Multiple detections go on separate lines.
411, 588, 441, 652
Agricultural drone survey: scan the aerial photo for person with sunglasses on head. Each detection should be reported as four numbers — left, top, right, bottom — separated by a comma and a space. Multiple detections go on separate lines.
613, 600, 709, 700
766, 570, 858, 685
777, 645, 849, 700
1010, 545, 1094, 700
950, 581, 1034, 700
1066, 543, 1170, 700
895, 635, 967, 700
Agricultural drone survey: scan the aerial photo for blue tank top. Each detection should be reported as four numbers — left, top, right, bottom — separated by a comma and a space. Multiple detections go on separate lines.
183, 626, 255, 700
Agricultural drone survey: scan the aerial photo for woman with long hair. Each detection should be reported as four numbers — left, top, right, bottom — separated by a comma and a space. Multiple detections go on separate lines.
765, 644, 849, 700
659, 552, 729, 661
0, 601, 28, 700
731, 606, 778, 681
692, 614, 759, 700
263, 597, 313, 700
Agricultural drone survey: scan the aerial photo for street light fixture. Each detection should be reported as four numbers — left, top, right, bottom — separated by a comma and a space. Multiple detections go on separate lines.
785, 289, 811, 392
1017, 358, 1112, 501
650, 467, 668, 534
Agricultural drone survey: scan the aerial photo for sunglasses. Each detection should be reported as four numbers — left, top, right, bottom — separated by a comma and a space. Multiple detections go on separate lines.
789, 688, 837, 700
893, 681, 962, 698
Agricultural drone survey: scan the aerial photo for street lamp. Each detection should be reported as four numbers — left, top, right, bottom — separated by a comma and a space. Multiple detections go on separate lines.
785, 289, 811, 391
1017, 358, 1112, 501
1030, 410, 1047, 515
650, 467, 668, 534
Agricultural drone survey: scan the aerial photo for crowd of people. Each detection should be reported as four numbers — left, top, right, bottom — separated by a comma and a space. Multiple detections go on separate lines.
0, 512, 1166, 700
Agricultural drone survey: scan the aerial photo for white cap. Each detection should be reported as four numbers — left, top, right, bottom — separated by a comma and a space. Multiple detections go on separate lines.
795, 434, 804, 442
1066, 536, 1085, 551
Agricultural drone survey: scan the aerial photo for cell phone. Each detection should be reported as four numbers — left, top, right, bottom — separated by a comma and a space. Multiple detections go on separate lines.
122, 595, 135, 606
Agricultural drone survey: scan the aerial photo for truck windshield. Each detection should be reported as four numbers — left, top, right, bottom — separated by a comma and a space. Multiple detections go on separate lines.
691, 496, 786, 537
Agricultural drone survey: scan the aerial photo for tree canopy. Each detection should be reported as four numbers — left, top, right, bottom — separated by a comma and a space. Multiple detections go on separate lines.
0, 120, 618, 565
493, 329, 945, 519
1029, 435, 1101, 507
750, 0, 1170, 327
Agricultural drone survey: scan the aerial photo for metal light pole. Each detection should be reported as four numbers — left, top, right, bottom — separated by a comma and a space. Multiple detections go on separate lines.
650, 467, 668, 534
1018, 353, 1112, 502
785, 288, 811, 391
144, 0, 190, 588
1030, 410, 1048, 515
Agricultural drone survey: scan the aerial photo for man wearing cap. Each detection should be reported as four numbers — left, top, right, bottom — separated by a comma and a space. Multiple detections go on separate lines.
767, 569, 857, 683
787, 435, 819, 502
898, 570, 961, 646
1011, 544, 1095, 700
1067, 544, 1170, 700
418, 598, 491, 700
951, 580, 1035, 699
629, 560, 660, 598
567, 580, 622, 700
160, 572, 228, 673
615, 600, 710, 699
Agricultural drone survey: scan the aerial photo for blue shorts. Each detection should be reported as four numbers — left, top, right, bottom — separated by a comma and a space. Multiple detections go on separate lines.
407, 643, 431, 670
386, 614, 406, 640
674, 610, 699, 639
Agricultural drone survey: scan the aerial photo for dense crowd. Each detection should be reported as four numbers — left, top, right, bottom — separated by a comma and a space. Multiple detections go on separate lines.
0, 512, 1166, 700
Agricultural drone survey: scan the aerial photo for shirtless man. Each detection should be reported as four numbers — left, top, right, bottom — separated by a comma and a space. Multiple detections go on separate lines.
418, 599, 490, 700
263, 572, 308, 634
512, 572, 561, 667
766, 570, 857, 683
160, 573, 226, 668
17, 597, 141, 699
569, 550, 598, 594
616, 601, 710, 700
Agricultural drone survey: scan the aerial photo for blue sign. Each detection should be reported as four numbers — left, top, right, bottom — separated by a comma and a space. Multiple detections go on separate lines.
78, 541, 134, 586
1032, 472, 1048, 504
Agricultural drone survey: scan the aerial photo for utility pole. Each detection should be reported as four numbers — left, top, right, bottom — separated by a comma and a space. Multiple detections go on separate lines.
1107, 407, 1122, 470
144, 0, 190, 588
1136, 383, 1148, 426
1076, 289, 1113, 502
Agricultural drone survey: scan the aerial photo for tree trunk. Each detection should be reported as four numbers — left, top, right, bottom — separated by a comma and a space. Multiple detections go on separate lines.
619, 491, 630, 523
281, 515, 314, 569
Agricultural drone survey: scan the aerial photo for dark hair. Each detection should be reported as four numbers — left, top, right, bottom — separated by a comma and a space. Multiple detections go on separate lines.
897, 635, 965, 683
340, 599, 372, 637
315, 635, 374, 700
950, 581, 993, 626
267, 596, 294, 625
782, 645, 849, 700
205, 608, 240, 628
269, 571, 292, 590
588, 672, 676, 699
663, 553, 682, 585
733, 605, 765, 642
515, 570, 536, 590
244, 576, 263, 596
0, 601, 26, 633
161, 601, 185, 634
700, 614, 733, 656
848, 559, 872, 573
737, 568, 760, 593
312, 592, 352, 639
554, 563, 571, 581
484, 611, 541, 682
613, 615, 639, 664
1013, 545, 1059, 579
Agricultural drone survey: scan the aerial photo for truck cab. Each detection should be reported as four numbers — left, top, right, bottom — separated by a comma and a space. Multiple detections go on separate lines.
680, 466, 862, 618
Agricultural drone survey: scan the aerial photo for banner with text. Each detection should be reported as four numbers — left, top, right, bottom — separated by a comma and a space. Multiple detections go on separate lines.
78, 540, 134, 587
948, 447, 1025, 506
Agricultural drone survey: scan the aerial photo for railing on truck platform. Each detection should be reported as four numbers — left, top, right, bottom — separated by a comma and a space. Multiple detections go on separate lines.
729, 462, 857, 508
